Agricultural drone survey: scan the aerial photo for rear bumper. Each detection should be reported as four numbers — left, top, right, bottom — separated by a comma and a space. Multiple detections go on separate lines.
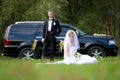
3, 46, 18, 56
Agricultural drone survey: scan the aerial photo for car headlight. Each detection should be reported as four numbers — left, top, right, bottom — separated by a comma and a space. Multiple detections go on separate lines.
108, 40, 116, 45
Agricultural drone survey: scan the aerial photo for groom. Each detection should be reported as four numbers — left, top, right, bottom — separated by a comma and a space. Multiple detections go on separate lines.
41, 10, 61, 61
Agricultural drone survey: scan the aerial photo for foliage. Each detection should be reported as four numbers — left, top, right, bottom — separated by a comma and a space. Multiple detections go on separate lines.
22, 0, 66, 21
78, 13, 102, 34
0, 0, 120, 49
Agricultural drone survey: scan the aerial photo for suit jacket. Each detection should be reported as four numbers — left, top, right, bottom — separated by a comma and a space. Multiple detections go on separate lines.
42, 18, 61, 41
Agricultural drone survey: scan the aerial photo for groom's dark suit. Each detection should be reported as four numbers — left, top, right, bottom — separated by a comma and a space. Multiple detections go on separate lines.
42, 18, 61, 61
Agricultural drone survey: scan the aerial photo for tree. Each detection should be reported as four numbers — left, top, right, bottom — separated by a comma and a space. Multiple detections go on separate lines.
0, 0, 120, 50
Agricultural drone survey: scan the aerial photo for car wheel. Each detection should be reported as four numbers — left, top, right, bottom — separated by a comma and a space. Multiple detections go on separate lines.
19, 48, 36, 60
88, 46, 106, 58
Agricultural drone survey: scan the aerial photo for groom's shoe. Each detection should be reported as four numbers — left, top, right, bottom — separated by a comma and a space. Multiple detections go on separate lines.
50, 53, 54, 61
50, 57, 54, 61
50, 58, 54, 61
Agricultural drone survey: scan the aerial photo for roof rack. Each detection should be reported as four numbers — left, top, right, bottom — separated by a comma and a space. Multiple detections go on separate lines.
15, 21, 44, 24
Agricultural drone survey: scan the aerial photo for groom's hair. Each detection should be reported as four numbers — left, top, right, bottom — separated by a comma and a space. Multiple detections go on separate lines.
48, 9, 54, 13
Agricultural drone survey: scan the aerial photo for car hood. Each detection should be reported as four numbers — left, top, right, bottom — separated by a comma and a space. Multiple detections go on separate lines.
81, 34, 114, 40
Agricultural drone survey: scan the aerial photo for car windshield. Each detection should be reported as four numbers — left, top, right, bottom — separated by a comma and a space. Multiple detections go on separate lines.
77, 29, 86, 35
72, 26, 86, 36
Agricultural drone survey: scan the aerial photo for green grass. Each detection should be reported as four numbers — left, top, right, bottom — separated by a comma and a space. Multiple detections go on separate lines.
0, 55, 120, 80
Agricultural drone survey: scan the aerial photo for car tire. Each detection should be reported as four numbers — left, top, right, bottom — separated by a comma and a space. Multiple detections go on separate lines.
19, 48, 36, 60
111, 52, 118, 57
88, 46, 106, 58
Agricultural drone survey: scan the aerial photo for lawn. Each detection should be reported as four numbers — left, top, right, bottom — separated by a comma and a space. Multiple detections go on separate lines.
0, 54, 120, 80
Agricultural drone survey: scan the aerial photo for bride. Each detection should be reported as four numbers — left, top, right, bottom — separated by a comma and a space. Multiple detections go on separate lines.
46, 30, 98, 64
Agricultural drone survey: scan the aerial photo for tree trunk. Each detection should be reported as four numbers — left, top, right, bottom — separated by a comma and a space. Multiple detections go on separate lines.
66, 0, 72, 22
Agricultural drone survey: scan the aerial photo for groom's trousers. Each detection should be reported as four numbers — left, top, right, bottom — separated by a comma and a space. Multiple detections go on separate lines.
42, 35, 56, 61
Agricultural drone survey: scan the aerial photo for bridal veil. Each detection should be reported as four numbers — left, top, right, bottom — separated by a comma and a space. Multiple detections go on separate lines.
64, 30, 80, 55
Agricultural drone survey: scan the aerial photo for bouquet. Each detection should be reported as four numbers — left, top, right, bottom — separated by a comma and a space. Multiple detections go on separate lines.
74, 52, 82, 61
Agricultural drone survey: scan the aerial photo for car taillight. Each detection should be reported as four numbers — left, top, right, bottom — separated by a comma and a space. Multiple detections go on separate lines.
4, 39, 10, 45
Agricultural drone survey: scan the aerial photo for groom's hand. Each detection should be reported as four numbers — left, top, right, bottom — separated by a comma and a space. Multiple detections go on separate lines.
42, 38, 44, 43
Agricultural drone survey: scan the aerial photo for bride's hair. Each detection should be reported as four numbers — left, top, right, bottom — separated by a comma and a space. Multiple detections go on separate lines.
68, 31, 74, 37
67, 30, 75, 46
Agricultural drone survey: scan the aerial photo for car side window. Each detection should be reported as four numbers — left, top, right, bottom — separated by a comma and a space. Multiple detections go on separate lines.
36, 24, 44, 36
9, 24, 40, 40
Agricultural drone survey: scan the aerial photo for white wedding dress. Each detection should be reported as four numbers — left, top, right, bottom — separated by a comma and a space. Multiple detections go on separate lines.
46, 30, 98, 65
47, 46, 98, 65
63, 46, 98, 64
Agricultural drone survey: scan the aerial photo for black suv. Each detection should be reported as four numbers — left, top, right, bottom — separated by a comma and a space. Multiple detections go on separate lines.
3, 21, 118, 60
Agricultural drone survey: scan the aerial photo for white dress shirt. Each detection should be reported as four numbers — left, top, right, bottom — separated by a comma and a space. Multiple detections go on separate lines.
48, 20, 52, 31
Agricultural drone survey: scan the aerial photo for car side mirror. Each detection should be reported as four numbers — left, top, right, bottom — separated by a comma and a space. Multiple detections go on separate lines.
76, 30, 80, 37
